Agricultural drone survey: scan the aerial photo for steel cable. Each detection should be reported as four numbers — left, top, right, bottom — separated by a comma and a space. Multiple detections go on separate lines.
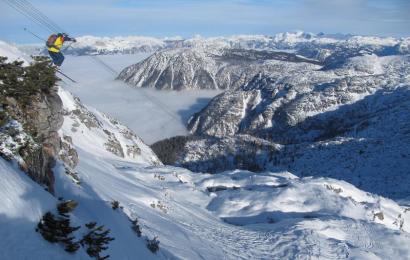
13, 0, 61, 32
17, 0, 65, 32
4, 0, 54, 33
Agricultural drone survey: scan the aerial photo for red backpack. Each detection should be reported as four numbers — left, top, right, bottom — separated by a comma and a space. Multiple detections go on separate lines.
46, 34, 58, 47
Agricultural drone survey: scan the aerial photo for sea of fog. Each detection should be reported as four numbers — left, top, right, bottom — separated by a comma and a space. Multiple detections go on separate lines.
60, 54, 221, 144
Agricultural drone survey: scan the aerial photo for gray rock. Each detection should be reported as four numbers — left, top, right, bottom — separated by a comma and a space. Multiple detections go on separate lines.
2, 87, 66, 193
104, 131, 125, 158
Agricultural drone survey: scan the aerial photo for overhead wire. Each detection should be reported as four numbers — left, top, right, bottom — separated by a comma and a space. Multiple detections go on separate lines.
17, 0, 65, 32
90, 55, 119, 75
3, 0, 54, 33
13, 0, 62, 32
3, 0, 184, 126
7, 0, 55, 33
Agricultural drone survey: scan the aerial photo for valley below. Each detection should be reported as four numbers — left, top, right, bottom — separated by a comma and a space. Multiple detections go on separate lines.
60, 54, 222, 144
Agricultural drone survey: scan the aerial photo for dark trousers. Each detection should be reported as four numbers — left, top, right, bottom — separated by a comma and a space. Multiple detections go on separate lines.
48, 51, 65, 66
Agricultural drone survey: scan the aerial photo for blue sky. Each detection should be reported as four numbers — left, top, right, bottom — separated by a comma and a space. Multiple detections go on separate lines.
1, 0, 409, 43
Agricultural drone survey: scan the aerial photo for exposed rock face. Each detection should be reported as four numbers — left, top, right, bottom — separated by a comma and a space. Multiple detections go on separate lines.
59, 135, 79, 169
104, 130, 125, 158
117, 48, 322, 90
1, 87, 66, 192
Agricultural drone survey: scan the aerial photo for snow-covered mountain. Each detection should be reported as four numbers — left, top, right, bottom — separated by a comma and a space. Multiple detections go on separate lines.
21, 31, 410, 60
188, 55, 410, 138
152, 54, 410, 200
50, 32, 410, 56
65, 35, 173, 55
2, 39, 410, 259
116, 32, 410, 90
117, 48, 321, 90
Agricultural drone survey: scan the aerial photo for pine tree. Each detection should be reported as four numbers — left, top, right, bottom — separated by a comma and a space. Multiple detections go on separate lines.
36, 211, 80, 253
81, 222, 115, 259
111, 200, 120, 210
0, 57, 25, 99
146, 237, 160, 254
37, 212, 60, 243
131, 218, 142, 237
0, 55, 59, 106
57, 200, 78, 217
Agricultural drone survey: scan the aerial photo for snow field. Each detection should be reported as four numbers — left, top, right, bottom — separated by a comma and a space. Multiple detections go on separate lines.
57, 87, 410, 258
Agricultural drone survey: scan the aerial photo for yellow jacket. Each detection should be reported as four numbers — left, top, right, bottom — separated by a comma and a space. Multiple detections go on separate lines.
48, 36, 64, 53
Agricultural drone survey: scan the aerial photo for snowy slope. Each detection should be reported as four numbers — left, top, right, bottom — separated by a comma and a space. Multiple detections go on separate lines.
1, 41, 410, 259
56, 86, 410, 260
58, 88, 161, 166
3, 123, 410, 259
3, 143, 410, 259
0, 158, 91, 260
52, 148, 410, 260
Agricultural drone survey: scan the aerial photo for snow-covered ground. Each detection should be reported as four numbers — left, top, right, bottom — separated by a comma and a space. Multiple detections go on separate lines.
1, 41, 410, 259
10, 87, 409, 259
2, 86, 410, 258
60, 54, 221, 144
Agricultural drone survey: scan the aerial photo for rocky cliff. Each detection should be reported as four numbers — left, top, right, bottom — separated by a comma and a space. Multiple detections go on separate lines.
0, 55, 162, 193
0, 57, 72, 193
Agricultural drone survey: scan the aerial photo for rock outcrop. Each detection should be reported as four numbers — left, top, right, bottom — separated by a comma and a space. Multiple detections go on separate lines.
0, 57, 78, 193
1, 87, 68, 193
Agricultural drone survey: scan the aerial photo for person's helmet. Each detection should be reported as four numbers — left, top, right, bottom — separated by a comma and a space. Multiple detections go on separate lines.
57, 33, 63, 37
